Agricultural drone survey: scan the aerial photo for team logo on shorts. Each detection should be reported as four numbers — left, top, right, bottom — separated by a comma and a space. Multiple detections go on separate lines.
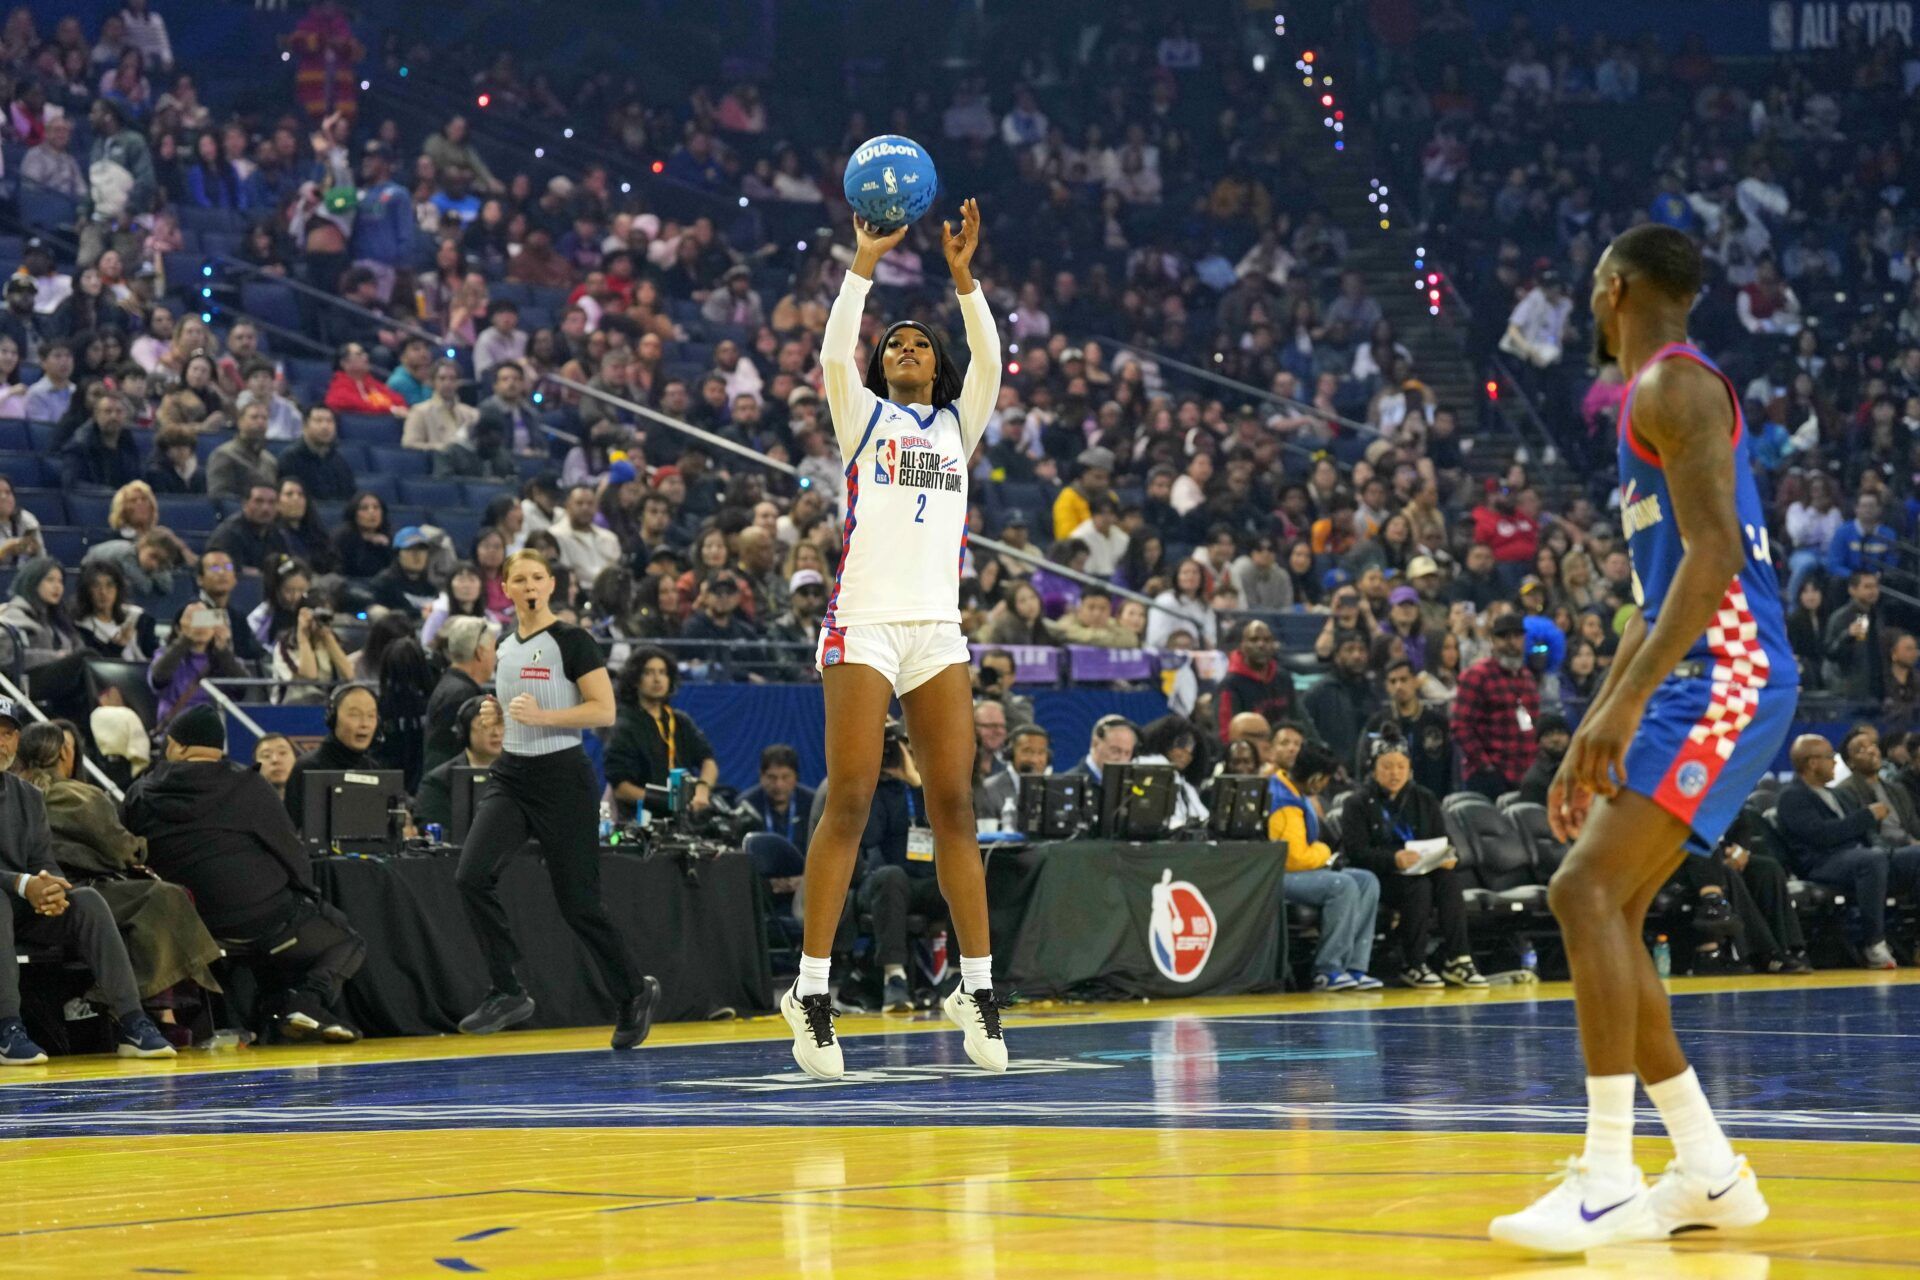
1148, 869, 1216, 984
1676, 760, 1710, 798
820, 630, 845, 667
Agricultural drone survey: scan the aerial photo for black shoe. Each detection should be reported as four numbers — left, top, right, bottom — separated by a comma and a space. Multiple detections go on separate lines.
611, 976, 662, 1050
459, 989, 536, 1035
318, 1011, 362, 1044
277, 994, 329, 1043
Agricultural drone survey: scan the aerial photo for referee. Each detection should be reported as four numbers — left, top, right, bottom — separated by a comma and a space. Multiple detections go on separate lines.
453, 548, 661, 1048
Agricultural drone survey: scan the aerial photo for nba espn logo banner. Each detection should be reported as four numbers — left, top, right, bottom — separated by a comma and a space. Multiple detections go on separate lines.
1148, 869, 1218, 983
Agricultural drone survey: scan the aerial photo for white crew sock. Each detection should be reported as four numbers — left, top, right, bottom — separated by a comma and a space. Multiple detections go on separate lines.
883, 964, 906, 982
1581, 1074, 1639, 1189
796, 953, 832, 998
1645, 1066, 1737, 1179
960, 955, 993, 994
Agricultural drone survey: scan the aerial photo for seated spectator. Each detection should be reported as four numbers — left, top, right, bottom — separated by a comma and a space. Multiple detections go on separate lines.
1134, 716, 1209, 830
1062, 714, 1136, 782
740, 744, 815, 846
324, 342, 408, 418
207, 482, 294, 573
984, 581, 1052, 646
186, 550, 261, 664
1339, 735, 1487, 989
82, 530, 182, 601
71, 560, 156, 660
278, 405, 356, 502
1304, 634, 1378, 765
0, 557, 85, 666
1777, 734, 1920, 969
1048, 584, 1137, 648
1146, 559, 1218, 649
234, 359, 303, 442
422, 562, 488, 648
416, 695, 504, 828
371, 527, 440, 614
424, 616, 498, 775
1516, 713, 1571, 806
24, 339, 74, 424
1230, 535, 1290, 610
433, 409, 516, 481
124, 705, 367, 1043
385, 337, 435, 407
1216, 620, 1298, 738
1825, 493, 1897, 581
332, 491, 395, 580
59, 389, 140, 488
207, 399, 279, 501
1267, 736, 1383, 991
606, 647, 718, 821
149, 598, 246, 725
551, 484, 622, 584
0, 477, 44, 567
1837, 726, 1920, 852
680, 573, 762, 661
284, 684, 382, 829
0, 698, 174, 1064
1360, 659, 1454, 795
14, 721, 220, 1038
142, 423, 205, 495
476, 362, 541, 456
472, 301, 528, 382
402, 359, 477, 452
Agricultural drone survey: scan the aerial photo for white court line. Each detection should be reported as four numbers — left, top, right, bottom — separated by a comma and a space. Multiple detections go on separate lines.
4, 1100, 1917, 1136
1206, 1015, 1920, 1040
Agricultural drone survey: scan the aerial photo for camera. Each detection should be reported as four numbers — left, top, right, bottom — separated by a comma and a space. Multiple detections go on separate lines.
881, 720, 909, 771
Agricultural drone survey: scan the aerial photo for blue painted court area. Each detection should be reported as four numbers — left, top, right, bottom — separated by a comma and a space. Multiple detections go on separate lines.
3, 983, 1916, 1144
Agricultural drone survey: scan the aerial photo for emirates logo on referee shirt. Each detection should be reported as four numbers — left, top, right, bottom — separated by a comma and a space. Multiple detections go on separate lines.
519, 666, 552, 681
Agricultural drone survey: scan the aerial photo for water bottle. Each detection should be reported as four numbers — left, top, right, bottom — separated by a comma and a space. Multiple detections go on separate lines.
1652, 934, 1671, 979
929, 929, 949, 982
1519, 940, 1538, 975
667, 767, 687, 813
598, 800, 615, 846
1000, 793, 1019, 835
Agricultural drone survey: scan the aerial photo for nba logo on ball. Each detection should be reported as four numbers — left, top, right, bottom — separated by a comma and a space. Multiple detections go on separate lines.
1148, 869, 1216, 983
844, 135, 938, 231
1676, 760, 1710, 798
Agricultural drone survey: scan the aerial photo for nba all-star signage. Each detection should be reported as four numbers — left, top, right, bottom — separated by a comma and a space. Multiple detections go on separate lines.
1001, 841, 1285, 1000
1455, 1, 1910, 52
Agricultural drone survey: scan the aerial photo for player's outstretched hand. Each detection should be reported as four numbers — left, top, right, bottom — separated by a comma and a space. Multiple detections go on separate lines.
942, 197, 980, 287
853, 215, 908, 260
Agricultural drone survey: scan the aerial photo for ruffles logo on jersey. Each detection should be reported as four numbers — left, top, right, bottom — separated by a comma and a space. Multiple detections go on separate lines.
872, 439, 963, 493
1148, 869, 1216, 983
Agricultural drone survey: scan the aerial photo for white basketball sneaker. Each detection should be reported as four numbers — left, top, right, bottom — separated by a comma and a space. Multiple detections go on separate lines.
781, 985, 843, 1081
1647, 1155, 1769, 1236
941, 986, 1009, 1072
1489, 1158, 1663, 1254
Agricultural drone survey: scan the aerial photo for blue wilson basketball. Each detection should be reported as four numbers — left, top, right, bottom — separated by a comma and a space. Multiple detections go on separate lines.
842, 135, 938, 231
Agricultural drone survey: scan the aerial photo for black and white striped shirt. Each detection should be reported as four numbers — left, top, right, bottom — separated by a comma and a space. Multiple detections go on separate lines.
495, 621, 606, 757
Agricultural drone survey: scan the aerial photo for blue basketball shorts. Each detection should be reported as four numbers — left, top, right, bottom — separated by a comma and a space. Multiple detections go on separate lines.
1620, 675, 1798, 856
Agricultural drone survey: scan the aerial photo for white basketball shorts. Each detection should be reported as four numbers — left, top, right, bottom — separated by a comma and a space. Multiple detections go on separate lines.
815, 620, 971, 695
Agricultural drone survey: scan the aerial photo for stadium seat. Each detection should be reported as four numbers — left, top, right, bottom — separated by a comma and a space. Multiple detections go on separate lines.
1505, 802, 1569, 881
37, 527, 87, 563
1442, 793, 1547, 917
240, 280, 303, 334
369, 447, 431, 478
400, 479, 463, 508
0, 453, 48, 487
25, 422, 58, 454
460, 481, 516, 510
337, 414, 404, 447
15, 489, 66, 524
18, 186, 78, 234
163, 496, 222, 535
0, 419, 26, 451
355, 475, 399, 506
65, 492, 113, 528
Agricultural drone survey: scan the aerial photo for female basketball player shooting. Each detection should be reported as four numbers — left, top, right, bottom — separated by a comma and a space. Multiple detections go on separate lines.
782, 199, 1006, 1080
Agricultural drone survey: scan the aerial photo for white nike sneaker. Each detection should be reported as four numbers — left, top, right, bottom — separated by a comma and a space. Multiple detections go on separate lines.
941, 986, 1009, 1072
1647, 1155, 1769, 1236
781, 984, 843, 1081
1489, 1158, 1663, 1254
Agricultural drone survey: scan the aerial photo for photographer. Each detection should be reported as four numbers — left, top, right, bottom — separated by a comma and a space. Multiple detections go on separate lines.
148, 600, 245, 727
605, 646, 718, 823
264, 563, 351, 706
856, 721, 945, 1014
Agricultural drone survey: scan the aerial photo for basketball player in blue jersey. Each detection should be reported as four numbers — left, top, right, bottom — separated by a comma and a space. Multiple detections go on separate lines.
781, 200, 1009, 1080
1491, 225, 1794, 1253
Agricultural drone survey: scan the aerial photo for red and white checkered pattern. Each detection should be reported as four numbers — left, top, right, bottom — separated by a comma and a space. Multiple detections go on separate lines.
1690, 583, 1772, 761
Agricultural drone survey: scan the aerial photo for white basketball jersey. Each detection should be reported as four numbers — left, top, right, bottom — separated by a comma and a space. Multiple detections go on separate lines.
818, 272, 1001, 630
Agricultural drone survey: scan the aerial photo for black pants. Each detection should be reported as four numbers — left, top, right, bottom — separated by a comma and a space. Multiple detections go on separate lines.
1740, 852, 1805, 956
454, 748, 638, 1003
221, 897, 367, 1012
1378, 866, 1471, 969
1463, 770, 1514, 803
0, 887, 142, 1021
856, 865, 947, 970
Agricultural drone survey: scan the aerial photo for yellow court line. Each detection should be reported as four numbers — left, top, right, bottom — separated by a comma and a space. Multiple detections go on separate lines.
6, 969, 1914, 1087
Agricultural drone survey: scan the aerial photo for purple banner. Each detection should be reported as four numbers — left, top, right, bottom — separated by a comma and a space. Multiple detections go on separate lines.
1067, 645, 1158, 683
970, 644, 1062, 686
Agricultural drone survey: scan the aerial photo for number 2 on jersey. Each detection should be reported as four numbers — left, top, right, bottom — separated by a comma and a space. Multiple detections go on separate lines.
914, 493, 926, 524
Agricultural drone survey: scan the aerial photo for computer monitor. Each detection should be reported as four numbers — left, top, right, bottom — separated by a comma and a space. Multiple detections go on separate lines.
1018, 773, 1090, 840
448, 765, 494, 846
1206, 774, 1270, 841
300, 769, 407, 852
1098, 762, 1176, 840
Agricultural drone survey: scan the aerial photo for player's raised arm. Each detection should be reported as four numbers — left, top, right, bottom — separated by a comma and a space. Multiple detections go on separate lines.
819, 217, 898, 459
944, 198, 1001, 453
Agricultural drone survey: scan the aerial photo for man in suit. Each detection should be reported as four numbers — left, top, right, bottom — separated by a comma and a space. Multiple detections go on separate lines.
1061, 715, 1136, 784
975, 724, 1050, 822
738, 744, 814, 847
1776, 733, 1920, 969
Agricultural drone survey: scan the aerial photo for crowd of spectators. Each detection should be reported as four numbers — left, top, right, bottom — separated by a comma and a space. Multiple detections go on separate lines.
2, 2, 1920, 1055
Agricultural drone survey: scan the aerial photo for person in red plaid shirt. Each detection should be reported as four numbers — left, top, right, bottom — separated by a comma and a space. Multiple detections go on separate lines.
1452, 612, 1540, 799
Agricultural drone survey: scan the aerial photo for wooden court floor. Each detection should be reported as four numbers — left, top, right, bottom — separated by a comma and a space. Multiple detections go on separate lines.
2, 974, 1915, 1279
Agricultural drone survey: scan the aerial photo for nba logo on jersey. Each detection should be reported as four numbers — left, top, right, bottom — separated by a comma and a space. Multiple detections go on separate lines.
1676, 761, 1710, 798
1148, 869, 1216, 983
872, 439, 898, 486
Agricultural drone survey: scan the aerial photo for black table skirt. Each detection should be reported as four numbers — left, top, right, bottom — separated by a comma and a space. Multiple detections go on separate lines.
315, 848, 772, 1036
